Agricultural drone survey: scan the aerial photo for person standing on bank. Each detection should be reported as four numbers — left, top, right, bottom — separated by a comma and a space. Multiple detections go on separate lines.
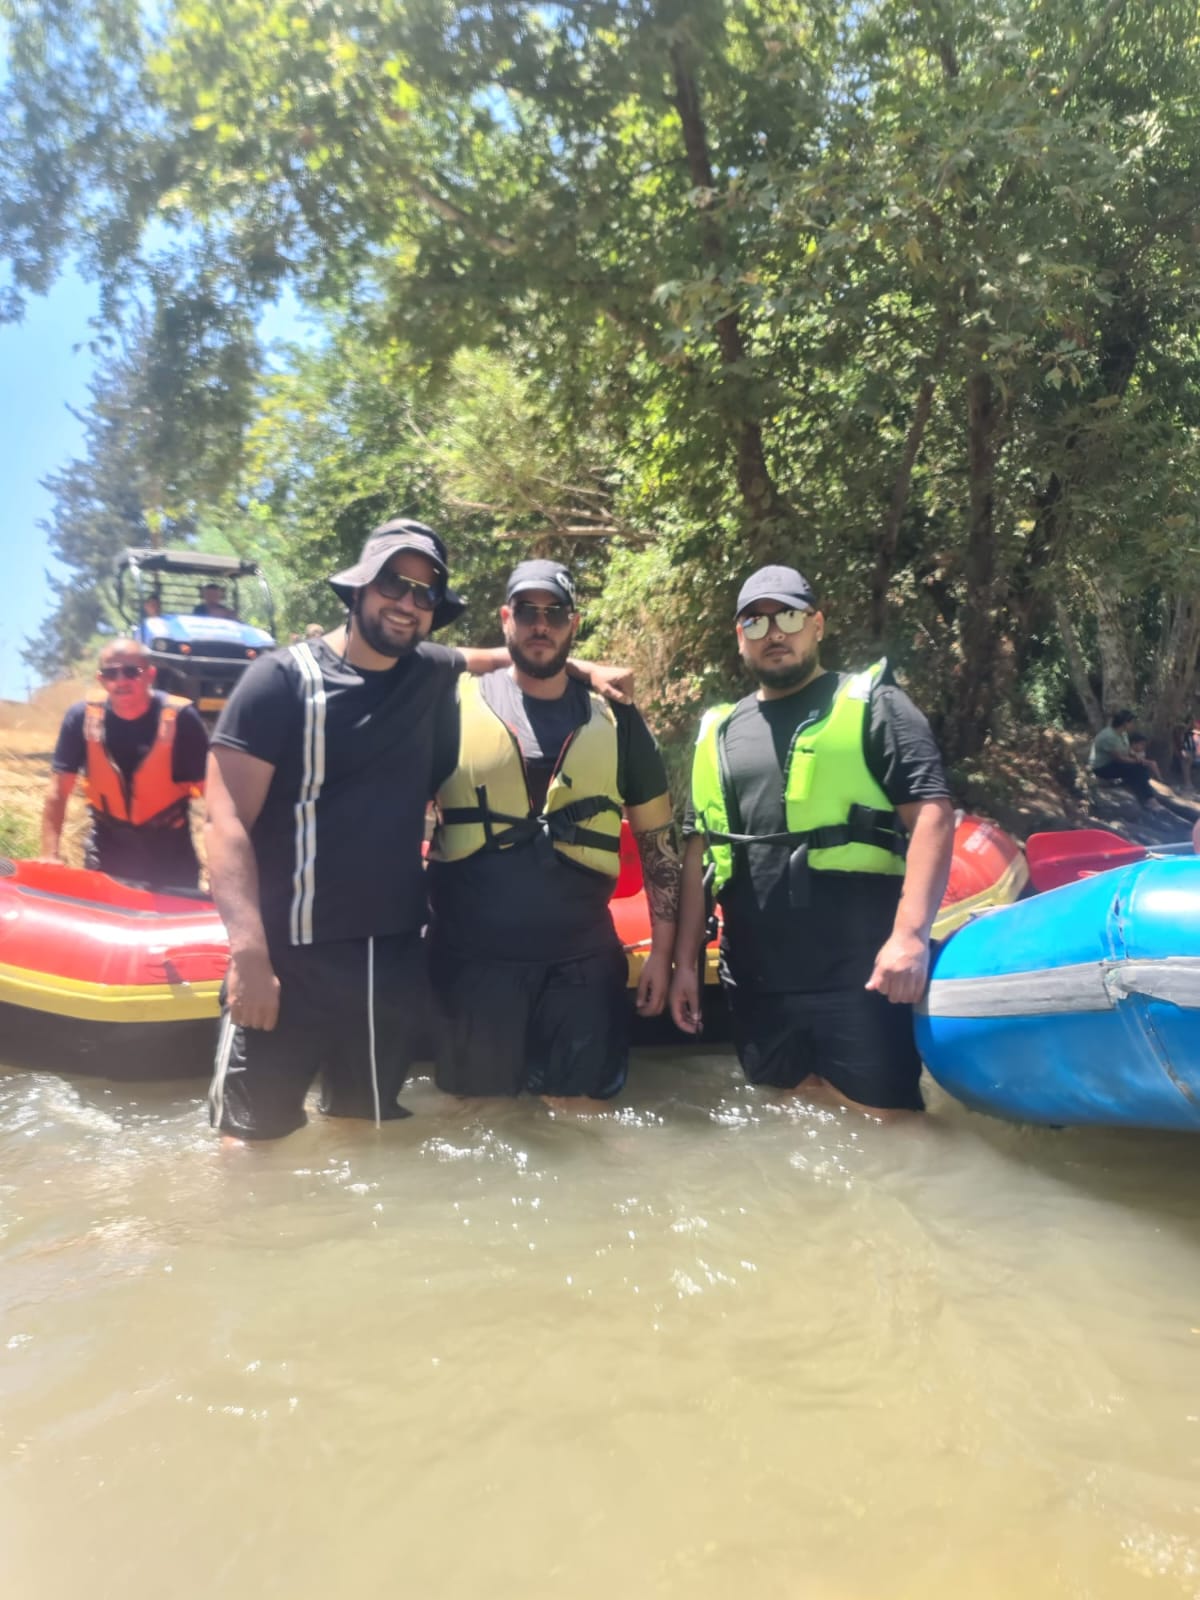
427, 561, 680, 1103
41, 637, 208, 890
205, 524, 632, 1141
669, 566, 954, 1115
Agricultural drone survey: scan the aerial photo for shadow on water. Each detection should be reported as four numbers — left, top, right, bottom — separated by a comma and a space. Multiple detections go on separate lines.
928, 1081, 1200, 1244
0, 1000, 216, 1083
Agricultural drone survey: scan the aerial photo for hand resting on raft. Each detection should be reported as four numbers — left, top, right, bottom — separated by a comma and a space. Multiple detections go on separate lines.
865, 928, 931, 1007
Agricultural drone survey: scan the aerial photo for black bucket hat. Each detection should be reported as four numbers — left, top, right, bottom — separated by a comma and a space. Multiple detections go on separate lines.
328, 519, 467, 631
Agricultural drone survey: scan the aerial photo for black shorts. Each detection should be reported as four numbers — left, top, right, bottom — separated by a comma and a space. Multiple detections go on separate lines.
208, 934, 431, 1140
728, 985, 924, 1111
430, 941, 629, 1100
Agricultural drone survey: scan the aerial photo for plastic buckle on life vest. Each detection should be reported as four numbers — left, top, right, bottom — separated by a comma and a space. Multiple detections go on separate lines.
787, 843, 811, 909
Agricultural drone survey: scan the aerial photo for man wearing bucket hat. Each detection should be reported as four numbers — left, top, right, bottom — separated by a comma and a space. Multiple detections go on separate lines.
426, 560, 679, 1103
669, 565, 954, 1115
203, 520, 629, 1140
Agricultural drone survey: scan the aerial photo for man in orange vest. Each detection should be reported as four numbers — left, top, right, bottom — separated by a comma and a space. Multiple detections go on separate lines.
41, 638, 209, 889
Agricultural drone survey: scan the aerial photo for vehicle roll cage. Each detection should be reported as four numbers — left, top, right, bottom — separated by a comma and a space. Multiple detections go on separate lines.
116, 548, 276, 634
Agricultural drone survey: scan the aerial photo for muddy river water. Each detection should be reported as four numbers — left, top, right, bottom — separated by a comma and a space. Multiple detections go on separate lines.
2, 1051, 1199, 1600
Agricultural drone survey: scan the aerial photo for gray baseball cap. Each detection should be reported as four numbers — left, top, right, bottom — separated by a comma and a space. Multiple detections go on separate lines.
734, 564, 818, 618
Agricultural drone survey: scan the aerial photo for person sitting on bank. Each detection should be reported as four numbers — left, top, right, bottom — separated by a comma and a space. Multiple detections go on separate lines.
427, 560, 680, 1105
193, 582, 237, 619
1089, 709, 1157, 805
41, 638, 209, 890
668, 565, 955, 1117
1128, 732, 1162, 783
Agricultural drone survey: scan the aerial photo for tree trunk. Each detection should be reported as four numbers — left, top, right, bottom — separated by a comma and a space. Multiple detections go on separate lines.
945, 369, 1003, 761
668, 40, 794, 548
1088, 575, 1138, 713
870, 374, 936, 640
1149, 593, 1200, 770
1053, 596, 1103, 730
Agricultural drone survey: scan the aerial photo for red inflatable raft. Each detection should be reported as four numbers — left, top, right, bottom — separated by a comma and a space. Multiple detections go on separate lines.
0, 858, 226, 1023
0, 810, 1024, 1054
930, 811, 1028, 941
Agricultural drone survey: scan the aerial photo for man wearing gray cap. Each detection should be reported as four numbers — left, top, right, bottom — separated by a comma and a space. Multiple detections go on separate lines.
669, 565, 954, 1115
427, 560, 679, 1103
203, 524, 628, 1139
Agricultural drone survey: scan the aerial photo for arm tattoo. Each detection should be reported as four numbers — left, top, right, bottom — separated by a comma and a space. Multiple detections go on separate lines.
635, 823, 682, 925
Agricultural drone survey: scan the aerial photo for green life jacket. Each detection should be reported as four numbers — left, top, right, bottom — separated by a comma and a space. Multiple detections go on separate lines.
691, 661, 907, 898
431, 674, 623, 877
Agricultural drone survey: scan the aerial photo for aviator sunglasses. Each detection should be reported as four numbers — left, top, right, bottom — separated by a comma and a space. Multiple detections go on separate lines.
99, 664, 148, 681
738, 607, 814, 642
371, 569, 442, 611
512, 600, 574, 629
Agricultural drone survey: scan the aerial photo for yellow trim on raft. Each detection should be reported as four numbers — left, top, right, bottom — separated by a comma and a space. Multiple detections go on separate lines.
624, 850, 1029, 986
625, 944, 721, 988
930, 852, 1030, 943
0, 959, 223, 1024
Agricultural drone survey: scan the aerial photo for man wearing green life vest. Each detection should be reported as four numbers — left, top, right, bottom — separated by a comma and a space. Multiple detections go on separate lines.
427, 560, 680, 1103
669, 565, 955, 1114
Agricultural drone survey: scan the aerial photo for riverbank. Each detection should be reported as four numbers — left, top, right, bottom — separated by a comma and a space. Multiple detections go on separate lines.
2, 683, 1197, 862
0, 680, 89, 859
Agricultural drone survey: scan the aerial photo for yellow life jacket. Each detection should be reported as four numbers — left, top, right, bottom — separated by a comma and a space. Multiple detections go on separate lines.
83, 692, 200, 829
691, 662, 907, 898
431, 675, 623, 877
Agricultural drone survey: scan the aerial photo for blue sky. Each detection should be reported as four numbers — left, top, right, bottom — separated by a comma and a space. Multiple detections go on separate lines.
0, 271, 308, 702
0, 271, 98, 701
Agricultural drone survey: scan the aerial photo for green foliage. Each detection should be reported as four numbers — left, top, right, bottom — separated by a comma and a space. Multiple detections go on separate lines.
0, 805, 38, 860
7, 0, 1200, 759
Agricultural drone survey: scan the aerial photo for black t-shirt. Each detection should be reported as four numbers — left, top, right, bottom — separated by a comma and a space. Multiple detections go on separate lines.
427, 674, 670, 963
683, 672, 950, 993
52, 693, 209, 888
211, 639, 463, 947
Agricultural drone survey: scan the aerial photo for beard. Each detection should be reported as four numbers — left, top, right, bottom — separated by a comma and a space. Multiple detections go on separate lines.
508, 633, 573, 680
750, 658, 819, 691
351, 591, 423, 659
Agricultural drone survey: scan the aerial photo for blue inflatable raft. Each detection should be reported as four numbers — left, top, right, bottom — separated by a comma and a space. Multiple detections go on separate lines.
916, 858, 1200, 1131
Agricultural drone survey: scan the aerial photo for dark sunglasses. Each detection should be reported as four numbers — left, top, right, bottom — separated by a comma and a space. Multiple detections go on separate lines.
99, 664, 148, 681
371, 570, 442, 610
738, 607, 813, 642
512, 600, 573, 629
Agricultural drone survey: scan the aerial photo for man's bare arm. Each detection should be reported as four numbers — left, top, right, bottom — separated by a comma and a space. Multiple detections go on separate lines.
668, 834, 709, 1035
626, 794, 678, 1017
455, 644, 634, 705
40, 772, 76, 860
627, 795, 681, 929
204, 747, 280, 1030
865, 796, 955, 1005
457, 645, 511, 675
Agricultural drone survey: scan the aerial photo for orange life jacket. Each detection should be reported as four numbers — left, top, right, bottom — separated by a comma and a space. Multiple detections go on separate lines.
83, 693, 200, 828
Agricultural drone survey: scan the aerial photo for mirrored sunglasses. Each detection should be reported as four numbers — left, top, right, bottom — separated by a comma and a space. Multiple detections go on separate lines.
512, 600, 573, 629
99, 664, 148, 681
738, 607, 813, 642
372, 570, 441, 611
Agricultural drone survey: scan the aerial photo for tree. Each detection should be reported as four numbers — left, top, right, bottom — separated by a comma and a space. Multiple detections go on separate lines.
7, 0, 1200, 764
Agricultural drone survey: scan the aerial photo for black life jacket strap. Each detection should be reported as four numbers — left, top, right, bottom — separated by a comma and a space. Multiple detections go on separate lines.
544, 796, 622, 851
91, 797, 191, 834
439, 791, 622, 854
706, 805, 906, 858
